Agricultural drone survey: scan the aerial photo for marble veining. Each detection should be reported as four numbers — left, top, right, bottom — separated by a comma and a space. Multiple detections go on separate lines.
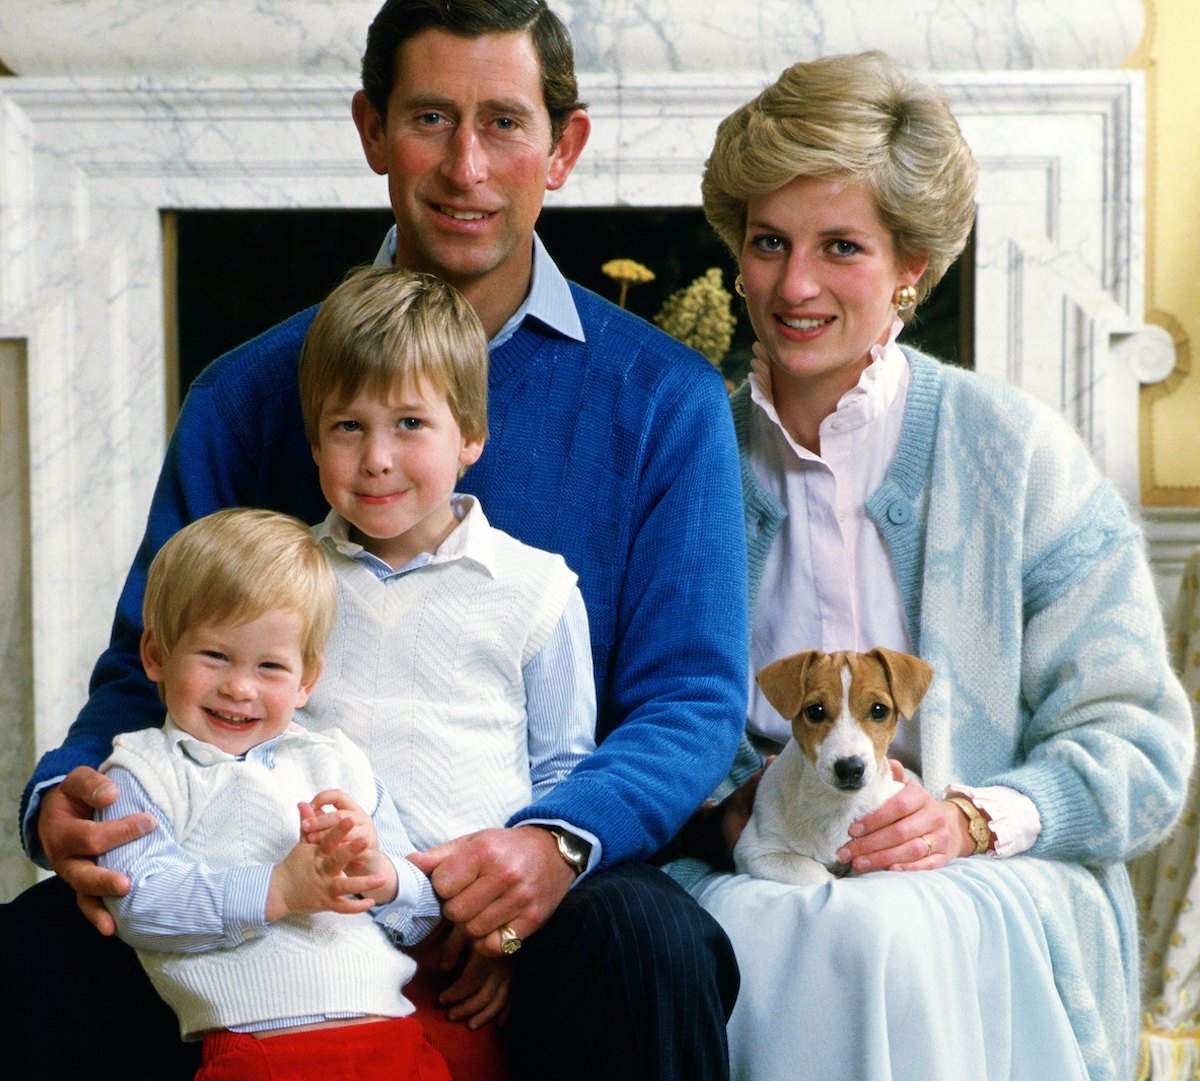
0, 0, 1145, 77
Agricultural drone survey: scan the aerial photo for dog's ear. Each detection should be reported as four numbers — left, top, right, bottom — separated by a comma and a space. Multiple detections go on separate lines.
756, 650, 822, 720
868, 648, 934, 719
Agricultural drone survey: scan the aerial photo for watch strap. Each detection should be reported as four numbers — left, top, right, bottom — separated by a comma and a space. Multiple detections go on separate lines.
946, 795, 991, 856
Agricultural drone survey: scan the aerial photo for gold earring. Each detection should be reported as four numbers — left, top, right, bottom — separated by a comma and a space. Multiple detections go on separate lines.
893, 284, 918, 310
734, 273, 746, 298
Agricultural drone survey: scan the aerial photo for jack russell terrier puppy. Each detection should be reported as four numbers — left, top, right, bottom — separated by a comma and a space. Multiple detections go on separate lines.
733, 648, 933, 886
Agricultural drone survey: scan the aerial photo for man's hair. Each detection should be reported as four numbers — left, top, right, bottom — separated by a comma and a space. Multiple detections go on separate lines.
360, 0, 585, 144
702, 51, 978, 309
299, 265, 489, 447
143, 509, 337, 680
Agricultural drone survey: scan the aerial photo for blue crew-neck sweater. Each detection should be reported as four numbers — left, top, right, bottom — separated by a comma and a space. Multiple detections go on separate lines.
24, 284, 749, 868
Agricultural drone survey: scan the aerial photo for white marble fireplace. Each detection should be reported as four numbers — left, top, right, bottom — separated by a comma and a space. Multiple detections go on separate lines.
0, 0, 1181, 896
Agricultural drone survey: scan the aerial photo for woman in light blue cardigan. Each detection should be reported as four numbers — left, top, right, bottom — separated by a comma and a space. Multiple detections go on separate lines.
672, 52, 1193, 1081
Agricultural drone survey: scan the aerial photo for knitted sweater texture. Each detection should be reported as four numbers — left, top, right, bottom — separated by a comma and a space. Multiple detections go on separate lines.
696, 350, 1191, 1080
27, 284, 748, 867
104, 726, 416, 1039
304, 521, 577, 850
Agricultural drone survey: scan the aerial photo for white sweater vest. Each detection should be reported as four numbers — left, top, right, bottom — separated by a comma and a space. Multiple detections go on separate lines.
303, 526, 577, 851
105, 726, 416, 1039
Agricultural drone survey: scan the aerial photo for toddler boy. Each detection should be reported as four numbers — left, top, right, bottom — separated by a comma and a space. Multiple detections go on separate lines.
98, 507, 452, 1081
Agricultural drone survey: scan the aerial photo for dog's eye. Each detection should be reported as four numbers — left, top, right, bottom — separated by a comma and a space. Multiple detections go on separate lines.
803, 703, 826, 723
869, 703, 890, 721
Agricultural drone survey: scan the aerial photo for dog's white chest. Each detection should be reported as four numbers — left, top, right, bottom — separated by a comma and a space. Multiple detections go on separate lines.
733, 740, 901, 885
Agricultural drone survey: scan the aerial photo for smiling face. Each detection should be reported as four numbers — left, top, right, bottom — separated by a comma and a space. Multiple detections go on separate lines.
141, 609, 318, 757
352, 28, 588, 337
739, 175, 926, 428
312, 377, 484, 570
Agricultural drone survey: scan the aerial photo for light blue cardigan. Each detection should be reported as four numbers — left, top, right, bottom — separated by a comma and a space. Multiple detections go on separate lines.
684, 349, 1193, 1080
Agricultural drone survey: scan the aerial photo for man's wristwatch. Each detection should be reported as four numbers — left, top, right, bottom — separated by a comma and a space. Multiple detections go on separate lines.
534, 825, 591, 876
946, 795, 992, 856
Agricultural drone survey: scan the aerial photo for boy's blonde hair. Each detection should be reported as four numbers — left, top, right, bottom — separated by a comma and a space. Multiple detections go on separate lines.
142, 508, 337, 680
299, 266, 489, 446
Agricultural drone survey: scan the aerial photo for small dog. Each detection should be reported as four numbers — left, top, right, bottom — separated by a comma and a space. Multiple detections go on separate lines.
733, 648, 933, 885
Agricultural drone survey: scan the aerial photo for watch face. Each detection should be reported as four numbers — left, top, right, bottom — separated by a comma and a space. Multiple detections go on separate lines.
556, 829, 589, 870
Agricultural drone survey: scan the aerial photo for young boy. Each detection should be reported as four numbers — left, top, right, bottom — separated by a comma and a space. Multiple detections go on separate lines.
97, 507, 453, 1081
294, 265, 597, 863
298, 264, 598, 1075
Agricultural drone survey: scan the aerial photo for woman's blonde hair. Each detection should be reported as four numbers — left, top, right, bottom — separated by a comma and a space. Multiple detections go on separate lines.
702, 51, 978, 306
299, 265, 489, 446
142, 508, 336, 680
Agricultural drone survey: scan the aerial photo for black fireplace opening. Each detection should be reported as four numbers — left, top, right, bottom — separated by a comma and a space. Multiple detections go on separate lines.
172, 206, 970, 412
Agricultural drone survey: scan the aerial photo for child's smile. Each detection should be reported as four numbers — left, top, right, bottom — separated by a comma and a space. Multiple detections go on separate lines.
312, 377, 484, 570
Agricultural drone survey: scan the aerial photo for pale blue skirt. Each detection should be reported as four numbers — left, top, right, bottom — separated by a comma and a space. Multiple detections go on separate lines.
692, 859, 1092, 1081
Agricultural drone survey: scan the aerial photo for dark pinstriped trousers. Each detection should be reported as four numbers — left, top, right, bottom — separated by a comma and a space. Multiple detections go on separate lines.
505, 861, 739, 1081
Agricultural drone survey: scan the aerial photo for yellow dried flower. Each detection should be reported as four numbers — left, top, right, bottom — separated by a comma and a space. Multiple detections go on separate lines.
653, 267, 736, 366
601, 258, 656, 308
601, 258, 656, 283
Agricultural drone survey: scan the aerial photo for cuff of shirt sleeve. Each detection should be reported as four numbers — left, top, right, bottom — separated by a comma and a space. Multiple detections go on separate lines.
222, 864, 274, 946
946, 784, 1041, 858
22, 776, 65, 868
373, 859, 441, 946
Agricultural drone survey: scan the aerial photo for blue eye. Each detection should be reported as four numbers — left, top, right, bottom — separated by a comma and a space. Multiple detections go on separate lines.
750, 234, 784, 253
399, 417, 422, 431
830, 240, 860, 256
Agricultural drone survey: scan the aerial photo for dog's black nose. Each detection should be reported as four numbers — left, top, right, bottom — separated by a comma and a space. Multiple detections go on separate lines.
834, 756, 866, 789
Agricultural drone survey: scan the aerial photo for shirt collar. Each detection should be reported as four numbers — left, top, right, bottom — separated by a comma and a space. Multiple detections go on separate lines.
748, 318, 907, 459
314, 493, 499, 580
162, 716, 306, 767
373, 227, 584, 349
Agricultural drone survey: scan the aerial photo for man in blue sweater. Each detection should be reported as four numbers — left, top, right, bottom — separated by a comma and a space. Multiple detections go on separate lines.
4, 1, 748, 1078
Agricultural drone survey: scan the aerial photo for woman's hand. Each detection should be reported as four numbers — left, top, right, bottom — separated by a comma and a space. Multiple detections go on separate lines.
834, 761, 978, 872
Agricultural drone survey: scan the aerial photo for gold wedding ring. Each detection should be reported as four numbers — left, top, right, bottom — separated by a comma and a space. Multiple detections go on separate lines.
499, 925, 522, 955
921, 835, 933, 857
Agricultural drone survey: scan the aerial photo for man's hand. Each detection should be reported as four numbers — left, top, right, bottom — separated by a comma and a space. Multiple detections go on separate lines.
671, 755, 775, 868
37, 766, 157, 935
409, 827, 575, 957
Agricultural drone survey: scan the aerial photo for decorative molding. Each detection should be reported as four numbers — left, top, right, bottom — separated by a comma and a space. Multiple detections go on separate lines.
1141, 309, 1198, 506
1144, 507, 1200, 615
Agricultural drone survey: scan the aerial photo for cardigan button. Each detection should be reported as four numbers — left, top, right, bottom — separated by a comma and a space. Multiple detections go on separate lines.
886, 499, 912, 525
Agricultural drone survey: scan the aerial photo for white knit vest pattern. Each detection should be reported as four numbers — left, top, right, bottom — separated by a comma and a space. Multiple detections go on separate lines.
304, 528, 577, 851
105, 726, 417, 1039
